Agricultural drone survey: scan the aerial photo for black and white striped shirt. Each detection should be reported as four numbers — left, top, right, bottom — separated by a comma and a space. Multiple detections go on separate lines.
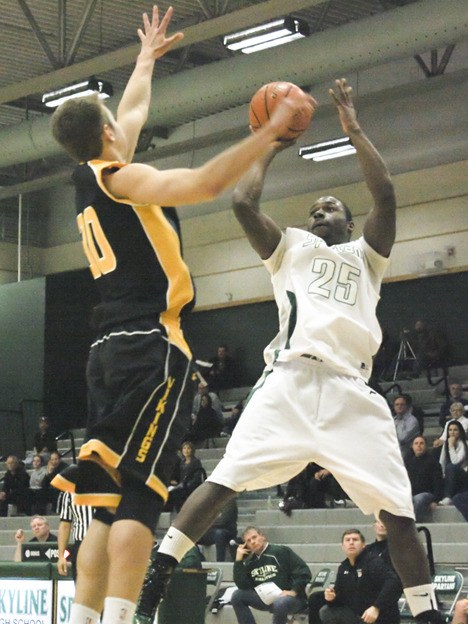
58, 491, 93, 542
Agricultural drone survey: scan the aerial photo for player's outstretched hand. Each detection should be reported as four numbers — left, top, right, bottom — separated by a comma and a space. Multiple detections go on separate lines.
329, 78, 360, 136
138, 5, 184, 61
269, 92, 318, 143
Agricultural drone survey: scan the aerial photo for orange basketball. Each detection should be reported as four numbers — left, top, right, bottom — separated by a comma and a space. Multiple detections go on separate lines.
249, 81, 314, 141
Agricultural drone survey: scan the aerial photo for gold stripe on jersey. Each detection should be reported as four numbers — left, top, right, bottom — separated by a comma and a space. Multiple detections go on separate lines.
74, 492, 121, 507
146, 473, 169, 503
88, 160, 194, 358
79, 439, 122, 482
134, 205, 193, 358
51, 473, 76, 494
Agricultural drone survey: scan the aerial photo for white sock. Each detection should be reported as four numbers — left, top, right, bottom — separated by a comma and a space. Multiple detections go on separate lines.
102, 597, 136, 624
404, 583, 437, 616
69, 603, 101, 624
158, 527, 194, 562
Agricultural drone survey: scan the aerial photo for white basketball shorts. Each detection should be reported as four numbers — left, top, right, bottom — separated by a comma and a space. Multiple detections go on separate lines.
208, 356, 414, 519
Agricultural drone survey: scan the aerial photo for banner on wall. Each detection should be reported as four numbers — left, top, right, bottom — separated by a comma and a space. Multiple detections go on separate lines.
0, 579, 53, 624
55, 581, 75, 624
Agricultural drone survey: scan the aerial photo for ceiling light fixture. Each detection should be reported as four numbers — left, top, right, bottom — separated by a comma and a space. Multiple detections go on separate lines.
224, 16, 310, 55
299, 137, 356, 162
42, 77, 113, 108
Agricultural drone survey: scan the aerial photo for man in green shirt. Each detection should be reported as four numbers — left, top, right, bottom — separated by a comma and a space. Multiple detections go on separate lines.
232, 526, 311, 624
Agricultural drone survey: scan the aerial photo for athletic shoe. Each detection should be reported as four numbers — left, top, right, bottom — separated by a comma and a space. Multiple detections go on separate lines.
136, 559, 176, 618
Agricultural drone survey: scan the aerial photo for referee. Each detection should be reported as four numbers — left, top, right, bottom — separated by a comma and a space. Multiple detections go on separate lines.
52, 466, 94, 581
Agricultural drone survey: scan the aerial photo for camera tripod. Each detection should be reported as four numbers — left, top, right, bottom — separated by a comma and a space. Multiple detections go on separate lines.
391, 331, 417, 382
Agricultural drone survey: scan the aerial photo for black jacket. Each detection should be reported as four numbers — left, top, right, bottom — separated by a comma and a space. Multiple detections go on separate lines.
330, 549, 401, 624
404, 451, 444, 500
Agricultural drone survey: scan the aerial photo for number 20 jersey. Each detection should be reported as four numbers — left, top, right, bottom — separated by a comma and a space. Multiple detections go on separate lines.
262, 227, 389, 380
73, 160, 195, 343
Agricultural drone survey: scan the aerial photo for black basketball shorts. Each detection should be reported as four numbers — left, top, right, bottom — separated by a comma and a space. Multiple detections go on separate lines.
73, 319, 193, 507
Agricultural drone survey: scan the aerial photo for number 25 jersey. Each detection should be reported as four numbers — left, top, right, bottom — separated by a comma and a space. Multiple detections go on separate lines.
262, 227, 389, 380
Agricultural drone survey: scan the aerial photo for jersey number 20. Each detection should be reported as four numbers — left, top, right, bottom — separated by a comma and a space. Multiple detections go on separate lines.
77, 206, 117, 279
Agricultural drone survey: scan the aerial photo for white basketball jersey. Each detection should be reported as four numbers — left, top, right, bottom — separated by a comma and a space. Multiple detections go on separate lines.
262, 228, 389, 380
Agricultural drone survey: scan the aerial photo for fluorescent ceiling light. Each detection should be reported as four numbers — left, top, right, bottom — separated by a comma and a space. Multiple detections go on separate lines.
42, 77, 113, 108
299, 137, 357, 161
224, 16, 309, 54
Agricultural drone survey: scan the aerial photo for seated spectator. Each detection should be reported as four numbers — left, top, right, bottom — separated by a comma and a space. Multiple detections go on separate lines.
208, 344, 237, 391
405, 436, 444, 522
433, 403, 468, 448
401, 393, 425, 435
393, 395, 420, 460
0, 455, 31, 516
184, 393, 224, 445
231, 526, 311, 624
198, 498, 238, 562
14, 514, 57, 561
317, 529, 401, 624
166, 442, 206, 513
451, 599, 468, 624
41, 451, 68, 511
28, 454, 48, 514
135, 542, 205, 624
412, 319, 449, 379
438, 382, 468, 429
279, 463, 348, 515
439, 421, 468, 505
191, 382, 224, 424
309, 522, 401, 624
33, 416, 57, 460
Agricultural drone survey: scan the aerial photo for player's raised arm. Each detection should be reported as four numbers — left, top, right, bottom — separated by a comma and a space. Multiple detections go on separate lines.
106, 96, 306, 208
329, 78, 396, 257
117, 5, 184, 162
231, 145, 285, 260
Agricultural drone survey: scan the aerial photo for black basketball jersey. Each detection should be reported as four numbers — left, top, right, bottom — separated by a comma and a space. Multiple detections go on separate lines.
73, 160, 195, 346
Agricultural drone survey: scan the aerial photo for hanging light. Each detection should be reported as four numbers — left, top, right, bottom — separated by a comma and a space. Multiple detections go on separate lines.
299, 137, 356, 162
224, 16, 309, 55
42, 77, 113, 108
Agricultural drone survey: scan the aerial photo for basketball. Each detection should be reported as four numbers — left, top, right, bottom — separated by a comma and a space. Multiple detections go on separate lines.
249, 81, 314, 141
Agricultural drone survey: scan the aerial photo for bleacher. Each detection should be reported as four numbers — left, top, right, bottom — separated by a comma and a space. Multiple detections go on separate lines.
0, 370, 467, 623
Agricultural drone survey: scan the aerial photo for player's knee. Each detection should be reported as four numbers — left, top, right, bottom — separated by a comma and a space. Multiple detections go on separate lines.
115, 472, 165, 532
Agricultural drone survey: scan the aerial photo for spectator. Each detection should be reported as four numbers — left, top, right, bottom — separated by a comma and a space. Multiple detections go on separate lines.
401, 393, 425, 435
41, 451, 68, 511
231, 526, 311, 624
318, 529, 401, 624
28, 454, 48, 515
55, 489, 94, 581
451, 599, 468, 624
135, 542, 204, 624
198, 498, 238, 561
0, 455, 31, 516
439, 421, 468, 505
433, 403, 468, 448
405, 436, 444, 522
438, 384, 468, 429
32, 417, 57, 460
184, 394, 224, 445
166, 442, 206, 513
393, 395, 420, 460
279, 463, 348, 515
14, 515, 57, 561
208, 344, 237, 391
412, 319, 449, 379
191, 382, 224, 424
